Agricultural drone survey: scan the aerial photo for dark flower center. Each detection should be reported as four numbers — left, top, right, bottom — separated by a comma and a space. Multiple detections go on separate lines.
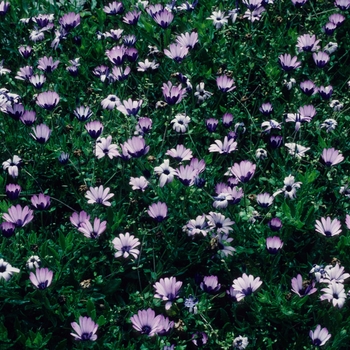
0, 265, 6, 273
313, 339, 321, 346
38, 280, 48, 290
333, 293, 339, 299
243, 287, 252, 296
164, 169, 170, 175
121, 246, 131, 253
285, 185, 292, 192
141, 325, 151, 335
324, 231, 332, 237
81, 332, 92, 341
215, 222, 222, 228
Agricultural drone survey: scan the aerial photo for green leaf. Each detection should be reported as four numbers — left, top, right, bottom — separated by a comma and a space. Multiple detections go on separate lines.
97, 315, 106, 326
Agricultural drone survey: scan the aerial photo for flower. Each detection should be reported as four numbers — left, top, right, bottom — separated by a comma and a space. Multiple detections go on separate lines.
278, 53, 301, 71
164, 43, 189, 63
321, 148, 344, 166
320, 119, 337, 132
26, 255, 41, 269
123, 10, 141, 25
166, 145, 193, 162
207, 10, 229, 29
103, 1, 124, 15
137, 59, 159, 72
335, 0, 350, 10
266, 236, 284, 254
296, 34, 320, 52
2, 155, 22, 178
319, 86, 333, 100
0, 1, 10, 16
323, 41, 338, 54
209, 137, 237, 154
162, 81, 187, 105
147, 202, 167, 222
29, 74, 46, 89
231, 274, 263, 301
215, 233, 236, 257
78, 218, 107, 239
136, 117, 152, 135
154, 159, 176, 187
291, 274, 317, 297
313, 52, 330, 68
70, 211, 90, 228
183, 215, 209, 237
6, 184, 21, 200
200, 275, 221, 294
117, 98, 143, 116
206, 211, 235, 234
320, 280, 346, 308
153, 9, 174, 28
315, 217, 342, 237
20, 111, 36, 126
320, 263, 350, 284
3, 204, 34, 227
176, 165, 198, 186
123, 136, 150, 158
154, 277, 182, 310
85, 121, 104, 139
309, 325, 331, 347
346, 214, 350, 230
206, 118, 219, 132
31, 124, 51, 144
216, 74, 236, 92
112, 232, 140, 259
31, 193, 50, 210
85, 185, 114, 206
329, 13, 345, 26
29, 267, 53, 289
259, 102, 273, 116
0, 259, 20, 281
226, 160, 256, 183
256, 148, 268, 160
268, 218, 282, 231
129, 175, 149, 192
184, 295, 198, 313
257, 193, 274, 208
59, 12, 80, 31
273, 174, 302, 199
95, 136, 120, 159
330, 99, 343, 111
37, 56, 59, 73
195, 82, 213, 103
101, 94, 121, 110
233, 336, 249, 349
176, 31, 198, 49
36, 91, 60, 110
157, 315, 174, 336
5, 103, 24, 120
192, 332, 208, 347
130, 308, 162, 336
285, 143, 310, 158
171, 113, 190, 133
71, 316, 98, 341
74, 106, 93, 122
300, 80, 317, 96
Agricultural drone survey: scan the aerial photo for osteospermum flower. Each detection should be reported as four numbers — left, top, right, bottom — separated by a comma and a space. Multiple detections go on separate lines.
85, 185, 114, 206
231, 274, 263, 301
216, 75, 236, 93
170, 113, 190, 133
207, 10, 229, 29
206, 211, 235, 234
315, 217, 342, 237
296, 34, 320, 52
313, 51, 330, 68
112, 232, 140, 259
321, 148, 344, 166
273, 174, 302, 199
95, 136, 120, 159
78, 218, 107, 239
209, 136, 237, 154
117, 98, 143, 116
183, 215, 209, 237
74, 106, 93, 122
31, 124, 51, 144
6, 184, 21, 200
70, 211, 90, 228
320, 263, 350, 284
154, 277, 182, 310
129, 176, 149, 192
26, 255, 41, 270
71, 316, 98, 341
103, 1, 124, 15
162, 81, 187, 105
175, 165, 198, 186
226, 160, 256, 183
29, 267, 53, 290
285, 143, 310, 158
153, 9, 174, 28
320, 280, 346, 308
36, 91, 60, 110
257, 193, 274, 208
37, 56, 59, 73
123, 136, 150, 158
278, 53, 301, 71
200, 275, 221, 294
31, 193, 50, 210
85, 121, 104, 139
0, 259, 20, 281
195, 82, 213, 103
130, 309, 162, 336
309, 325, 331, 347
2, 155, 22, 178
164, 43, 189, 63
101, 94, 121, 110
166, 144, 193, 162
291, 274, 317, 297
59, 12, 80, 31
154, 159, 176, 187
233, 335, 249, 349
3, 204, 34, 227
266, 236, 283, 254
147, 202, 167, 222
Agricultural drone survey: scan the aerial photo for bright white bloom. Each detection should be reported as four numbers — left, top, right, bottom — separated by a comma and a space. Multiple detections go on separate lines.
285, 143, 310, 158
273, 174, 302, 199
207, 10, 229, 29
170, 113, 191, 133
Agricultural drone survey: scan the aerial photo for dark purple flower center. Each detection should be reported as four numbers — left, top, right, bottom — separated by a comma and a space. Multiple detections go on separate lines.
163, 169, 170, 175
121, 246, 131, 253
141, 325, 151, 335
324, 231, 332, 237
0, 265, 6, 272
333, 293, 339, 299
38, 280, 48, 290
81, 332, 92, 341
243, 287, 253, 296
285, 185, 292, 192
313, 339, 321, 346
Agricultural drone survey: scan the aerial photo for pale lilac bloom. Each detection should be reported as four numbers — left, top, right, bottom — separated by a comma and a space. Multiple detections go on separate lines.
335, 0, 350, 10
330, 99, 344, 111
291, 274, 317, 297
300, 80, 317, 96
176, 32, 198, 49
183, 215, 209, 237
171, 113, 190, 133
154, 159, 176, 187
162, 81, 187, 105
299, 105, 316, 119
257, 193, 274, 208
243, 6, 265, 22
123, 10, 141, 25
207, 10, 229, 29
194, 82, 213, 103
320, 263, 350, 284
323, 42, 338, 54
319, 85, 333, 99
6, 184, 21, 200
175, 165, 198, 186
101, 94, 121, 110
320, 280, 346, 308
20, 111, 36, 126
323, 22, 337, 35
291, 0, 308, 6
233, 335, 249, 349
154, 277, 182, 310
117, 98, 143, 116
85, 121, 104, 139
106, 45, 127, 66
346, 214, 350, 229
15, 66, 33, 81
296, 34, 320, 52
243, 0, 263, 10
29, 29, 45, 42
30, 268, 53, 290
153, 9, 174, 28
315, 217, 342, 237
157, 315, 174, 336
309, 325, 331, 347
59, 12, 80, 31
137, 59, 159, 72
215, 233, 236, 257
130, 309, 162, 336
136, 117, 152, 135
166, 144, 193, 161
148, 202, 167, 222
95, 136, 120, 159
329, 13, 345, 26
278, 53, 301, 71
103, 1, 124, 15
266, 236, 283, 254
0, 1, 10, 15
78, 218, 107, 239
93, 65, 110, 83
70, 211, 90, 228
74, 106, 93, 122
200, 275, 221, 293
0, 259, 20, 281
31, 194, 50, 210
123, 137, 149, 158
126, 47, 138, 62
231, 274, 263, 301
105, 29, 124, 40
37, 56, 59, 73
259, 102, 273, 115
0, 60, 10, 75
206, 211, 234, 234
29, 74, 46, 89
216, 75, 236, 93
112, 66, 131, 81
2, 155, 22, 178
213, 192, 233, 209
71, 316, 98, 341
285, 143, 310, 158
112, 232, 140, 259
129, 176, 149, 191
209, 136, 237, 154
146, 4, 163, 17
268, 218, 282, 231
273, 174, 302, 199
5, 103, 24, 120
313, 52, 330, 68
226, 160, 256, 183
164, 43, 189, 63
36, 91, 59, 110
321, 148, 344, 166
85, 185, 114, 206
190, 158, 206, 174
31, 124, 51, 144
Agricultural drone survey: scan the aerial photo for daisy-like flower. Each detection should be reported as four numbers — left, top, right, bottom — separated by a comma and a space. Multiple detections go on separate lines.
194, 82, 213, 103
112, 232, 140, 259
176, 32, 198, 49
26, 255, 41, 270
206, 118, 218, 132
170, 113, 190, 133
183, 215, 209, 237
285, 143, 310, 158
162, 81, 187, 105
273, 174, 302, 199
106, 45, 127, 66
320, 280, 346, 308
135, 117, 152, 136
334, 0, 350, 10
1, 222, 15, 238
66, 58, 80, 76
175, 165, 198, 186
123, 10, 141, 25
206, 211, 235, 234
323, 22, 337, 36
6, 184, 21, 200
37, 56, 60, 73
117, 98, 143, 116
0, 1, 10, 16
323, 41, 338, 54
313, 52, 330, 68
268, 217, 282, 231
71, 316, 98, 341
157, 315, 174, 336
74, 106, 93, 122
2, 155, 22, 178
148, 202, 167, 222
259, 102, 273, 116
243, 6, 265, 22
31, 124, 51, 144
310, 325, 331, 347
29, 267, 53, 290
36, 91, 59, 110
29, 74, 46, 89
207, 10, 229, 29
85, 185, 114, 206
320, 263, 350, 284
300, 80, 317, 96
330, 99, 344, 111
266, 236, 283, 254
154, 277, 182, 310
154, 159, 176, 187
93, 66, 111, 83
130, 308, 162, 336
164, 43, 189, 63
278, 53, 301, 71
59, 12, 80, 31
95, 136, 120, 159
70, 211, 90, 228
192, 332, 208, 347
123, 136, 150, 158
200, 275, 221, 294
216, 75, 236, 93
3, 204, 34, 227
0, 259, 20, 281
85, 121, 104, 140
315, 217, 342, 237
166, 144, 193, 162
257, 193, 274, 207
153, 9, 174, 28
329, 13, 345, 26
231, 274, 263, 301
0, 59, 10, 75
346, 214, 350, 230
222, 113, 234, 127
78, 218, 107, 239
129, 176, 149, 191
256, 148, 268, 160
213, 192, 233, 209
296, 34, 320, 52
31, 193, 50, 210
233, 335, 249, 349
226, 160, 256, 183
321, 148, 344, 166
209, 136, 237, 154
215, 233, 236, 257
291, 274, 317, 297
319, 85, 333, 100
103, 1, 124, 15
20, 111, 36, 126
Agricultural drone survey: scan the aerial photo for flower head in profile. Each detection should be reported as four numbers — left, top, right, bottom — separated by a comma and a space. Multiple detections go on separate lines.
78, 218, 107, 239
315, 217, 341, 237
85, 121, 104, 140
74, 106, 93, 122
154, 276, 183, 310
29, 267, 53, 290
164, 43, 189, 63
85, 185, 114, 206
129, 176, 149, 192
226, 160, 256, 183
31, 124, 51, 144
231, 273, 263, 301
195, 82, 213, 103
320, 280, 346, 308
0, 1, 10, 16
31, 193, 50, 210
296, 34, 320, 52
166, 145, 193, 162
6, 184, 21, 200
3, 204, 34, 227
130, 308, 162, 336
123, 10, 141, 25
70, 211, 90, 228
309, 325, 331, 347
117, 98, 142, 116
200, 275, 221, 294
313, 52, 330, 68
291, 274, 317, 297
103, 1, 124, 15
162, 81, 187, 105
216, 75, 236, 93
36, 91, 59, 110
123, 136, 150, 158
209, 136, 237, 154
278, 54, 301, 71
71, 316, 98, 341
37, 56, 60, 73
59, 12, 80, 31
257, 193, 274, 208
0, 259, 20, 281
320, 263, 350, 284
266, 236, 284, 254
321, 148, 344, 166
112, 232, 140, 259
148, 202, 167, 222
95, 136, 120, 159
192, 332, 208, 347
320, 118, 337, 132
26, 255, 41, 270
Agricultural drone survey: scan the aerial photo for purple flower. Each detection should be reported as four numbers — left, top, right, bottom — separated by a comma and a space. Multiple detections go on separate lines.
166, 144, 193, 162
123, 136, 150, 158
85, 121, 103, 139
37, 56, 59, 73
183, 215, 209, 237
257, 192, 274, 208
59, 12, 80, 31
310, 325, 331, 347
71, 316, 98, 341
321, 148, 344, 166
154, 276, 182, 310
200, 275, 221, 294
112, 66, 131, 81
278, 53, 301, 71
315, 217, 341, 237
176, 31, 198, 49
291, 0, 308, 6
19, 45, 32, 58
136, 117, 152, 135
216, 74, 236, 93
15, 65, 33, 81
129, 176, 149, 192
266, 236, 283, 254
36, 91, 60, 110
130, 308, 162, 336
227, 160, 256, 183
233, 335, 249, 349
176, 165, 198, 186
215, 233, 236, 257
5, 103, 24, 120
222, 113, 234, 127
31, 124, 51, 144
321, 263, 350, 284
206, 211, 235, 234
30, 267, 53, 290
123, 10, 141, 25
261, 119, 281, 133
5, 184, 20, 201
273, 174, 302, 199
148, 202, 167, 222
300, 80, 317, 96
192, 332, 208, 347
2, 155, 22, 178
335, 0, 350, 10
59, 152, 69, 165
153, 9, 174, 28
162, 81, 187, 105
0, 259, 19, 281
103, 1, 124, 15
70, 211, 90, 228
78, 218, 107, 239
95, 136, 120, 159
329, 13, 345, 26
157, 315, 174, 336
319, 85, 333, 99
259, 102, 273, 116
207, 10, 229, 29
29, 74, 46, 89
20, 111, 36, 126
117, 98, 143, 116
125, 47, 138, 62
296, 34, 320, 52
112, 232, 140, 259
269, 135, 283, 149
0, 1, 10, 15
291, 274, 317, 297
346, 215, 350, 230
3, 204, 34, 227
206, 118, 219, 132
313, 52, 330, 68
74, 106, 93, 122
85, 185, 114, 206
31, 193, 50, 210
231, 273, 263, 301
106, 45, 127, 66
320, 280, 346, 308
320, 118, 337, 133
323, 22, 337, 35
164, 43, 189, 63
209, 136, 237, 154
268, 218, 282, 231
93, 66, 111, 83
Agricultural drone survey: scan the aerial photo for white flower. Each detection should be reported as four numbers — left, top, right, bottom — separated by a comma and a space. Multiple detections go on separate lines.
285, 143, 310, 158
320, 118, 337, 132
273, 174, 302, 199
170, 113, 191, 133
154, 159, 176, 187
330, 100, 343, 111
0, 259, 20, 281
207, 10, 229, 29
137, 59, 159, 72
